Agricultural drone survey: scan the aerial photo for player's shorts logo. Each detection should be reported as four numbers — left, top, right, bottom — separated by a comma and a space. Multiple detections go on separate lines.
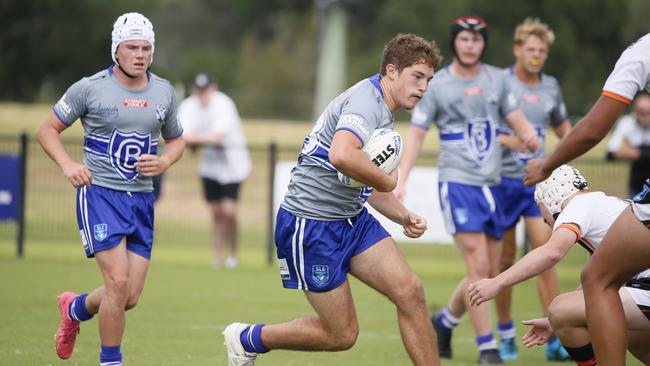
465, 117, 495, 163
312, 265, 330, 287
453, 208, 469, 226
109, 129, 152, 182
94, 223, 107, 241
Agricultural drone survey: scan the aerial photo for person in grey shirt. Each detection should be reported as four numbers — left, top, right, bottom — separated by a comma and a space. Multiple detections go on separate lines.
492, 18, 572, 362
37, 13, 184, 365
396, 15, 539, 365
223, 33, 443, 366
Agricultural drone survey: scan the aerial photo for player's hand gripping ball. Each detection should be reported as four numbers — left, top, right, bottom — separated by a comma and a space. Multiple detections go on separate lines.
338, 128, 403, 187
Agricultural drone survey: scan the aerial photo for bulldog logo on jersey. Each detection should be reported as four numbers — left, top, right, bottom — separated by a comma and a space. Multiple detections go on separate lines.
465, 117, 495, 163
155, 104, 168, 123
312, 265, 330, 287
109, 129, 152, 182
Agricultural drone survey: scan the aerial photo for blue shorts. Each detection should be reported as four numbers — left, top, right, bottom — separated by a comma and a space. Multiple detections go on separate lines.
275, 207, 390, 292
438, 182, 504, 240
76, 185, 155, 259
496, 176, 541, 229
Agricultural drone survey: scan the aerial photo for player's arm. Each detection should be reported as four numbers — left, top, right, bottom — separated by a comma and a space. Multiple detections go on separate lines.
367, 189, 427, 238
329, 130, 396, 192
36, 112, 92, 188
136, 136, 185, 177
504, 109, 541, 151
525, 96, 627, 185
394, 125, 427, 200
497, 134, 525, 151
552, 119, 572, 139
612, 139, 641, 160
468, 227, 576, 306
182, 132, 224, 146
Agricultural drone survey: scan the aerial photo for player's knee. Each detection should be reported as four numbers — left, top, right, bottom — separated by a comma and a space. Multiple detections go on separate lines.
468, 260, 491, 279
393, 275, 425, 308
125, 292, 141, 310
580, 262, 606, 293
547, 294, 571, 331
327, 325, 358, 351
105, 274, 129, 296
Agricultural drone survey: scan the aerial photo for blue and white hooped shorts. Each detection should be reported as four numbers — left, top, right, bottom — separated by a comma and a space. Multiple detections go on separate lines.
76, 184, 155, 259
275, 207, 390, 292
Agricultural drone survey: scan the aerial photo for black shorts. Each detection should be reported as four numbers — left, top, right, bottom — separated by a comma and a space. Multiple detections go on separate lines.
201, 177, 241, 202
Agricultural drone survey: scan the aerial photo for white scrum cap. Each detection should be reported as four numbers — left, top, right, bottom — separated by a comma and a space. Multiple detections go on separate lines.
534, 164, 588, 216
111, 12, 155, 65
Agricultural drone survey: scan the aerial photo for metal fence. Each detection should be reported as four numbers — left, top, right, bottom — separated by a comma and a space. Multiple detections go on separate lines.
0, 134, 631, 263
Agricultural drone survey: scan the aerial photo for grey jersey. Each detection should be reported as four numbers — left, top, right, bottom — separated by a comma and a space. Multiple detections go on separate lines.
281, 74, 394, 220
500, 68, 568, 178
53, 67, 183, 192
411, 64, 518, 185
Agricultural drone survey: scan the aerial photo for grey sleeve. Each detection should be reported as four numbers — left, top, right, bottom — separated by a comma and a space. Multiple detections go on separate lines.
499, 76, 519, 117
336, 93, 379, 146
52, 78, 89, 126
161, 86, 184, 140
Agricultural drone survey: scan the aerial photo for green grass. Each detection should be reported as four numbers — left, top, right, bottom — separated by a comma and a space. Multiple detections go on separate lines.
0, 102, 640, 365
1, 236, 629, 366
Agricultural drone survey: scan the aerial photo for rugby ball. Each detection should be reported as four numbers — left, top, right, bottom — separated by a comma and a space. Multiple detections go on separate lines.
338, 128, 403, 187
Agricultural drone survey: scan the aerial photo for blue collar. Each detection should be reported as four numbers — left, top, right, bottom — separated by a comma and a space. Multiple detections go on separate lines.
369, 73, 384, 98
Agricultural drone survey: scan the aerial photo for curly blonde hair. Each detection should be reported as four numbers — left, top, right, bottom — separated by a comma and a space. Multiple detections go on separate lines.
514, 18, 555, 46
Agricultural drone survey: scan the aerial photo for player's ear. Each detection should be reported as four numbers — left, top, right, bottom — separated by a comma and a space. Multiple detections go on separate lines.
385, 64, 398, 81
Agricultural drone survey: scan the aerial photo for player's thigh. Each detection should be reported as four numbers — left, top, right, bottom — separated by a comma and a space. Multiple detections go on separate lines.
304, 280, 357, 332
455, 232, 490, 275
583, 207, 650, 287
524, 216, 551, 249
126, 250, 150, 297
620, 286, 650, 331
500, 227, 517, 263
627, 330, 650, 365
349, 236, 421, 301
95, 238, 130, 282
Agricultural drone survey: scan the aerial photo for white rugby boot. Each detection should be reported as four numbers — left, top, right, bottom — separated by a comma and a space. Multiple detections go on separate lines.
223, 323, 258, 366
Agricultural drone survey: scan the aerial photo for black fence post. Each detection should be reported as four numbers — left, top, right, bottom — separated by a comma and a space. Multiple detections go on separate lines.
267, 142, 277, 267
17, 132, 28, 258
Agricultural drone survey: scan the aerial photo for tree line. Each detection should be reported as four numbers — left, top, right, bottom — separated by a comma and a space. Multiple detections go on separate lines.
2, 0, 649, 120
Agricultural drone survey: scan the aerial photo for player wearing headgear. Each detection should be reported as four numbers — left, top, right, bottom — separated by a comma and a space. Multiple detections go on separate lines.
395, 15, 540, 364
223, 33, 443, 366
37, 12, 184, 365
524, 32, 650, 366
468, 165, 650, 366
493, 18, 572, 361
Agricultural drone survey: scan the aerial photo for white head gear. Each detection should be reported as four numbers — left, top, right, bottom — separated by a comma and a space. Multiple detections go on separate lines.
111, 12, 155, 66
534, 165, 588, 216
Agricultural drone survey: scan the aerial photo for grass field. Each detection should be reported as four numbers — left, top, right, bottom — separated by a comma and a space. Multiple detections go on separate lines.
0, 103, 640, 365
1, 237, 596, 366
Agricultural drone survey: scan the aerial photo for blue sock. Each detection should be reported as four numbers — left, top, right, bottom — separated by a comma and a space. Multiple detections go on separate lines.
476, 332, 498, 352
437, 307, 460, 334
497, 320, 516, 340
239, 324, 269, 354
100, 344, 122, 366
68, 293, 94, 321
